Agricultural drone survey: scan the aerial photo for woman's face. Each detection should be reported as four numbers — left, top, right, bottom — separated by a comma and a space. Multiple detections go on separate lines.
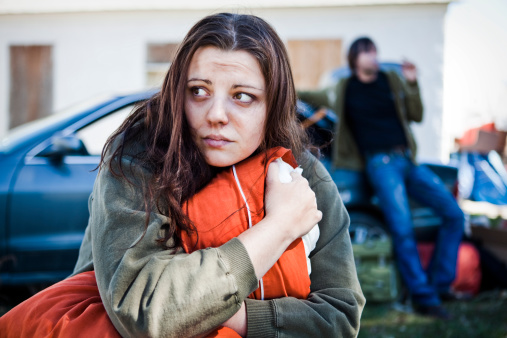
184, 46, 267, 167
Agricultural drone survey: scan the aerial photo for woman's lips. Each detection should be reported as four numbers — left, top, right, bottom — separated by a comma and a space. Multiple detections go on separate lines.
203, 135, 231, 148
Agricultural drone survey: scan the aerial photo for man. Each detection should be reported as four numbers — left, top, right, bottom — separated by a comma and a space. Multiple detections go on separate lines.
298, 37, 464, 319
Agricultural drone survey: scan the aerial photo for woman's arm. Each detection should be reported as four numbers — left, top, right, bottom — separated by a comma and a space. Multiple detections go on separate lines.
222, 162, 323, 336
238, 162, 322, 280
244, 154, 366, 338
297, 86, 334, 110
76, 153, 258, 338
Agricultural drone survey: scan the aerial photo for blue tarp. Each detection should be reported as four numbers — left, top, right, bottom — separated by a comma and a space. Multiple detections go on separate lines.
458, 151, 507, 205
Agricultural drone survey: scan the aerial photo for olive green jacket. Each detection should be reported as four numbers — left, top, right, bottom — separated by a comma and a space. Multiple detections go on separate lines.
298, 70, 423, 170
73, 139, 365, 337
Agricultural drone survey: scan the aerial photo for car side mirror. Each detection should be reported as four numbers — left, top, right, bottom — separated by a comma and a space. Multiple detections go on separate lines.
38, 134, 88, 163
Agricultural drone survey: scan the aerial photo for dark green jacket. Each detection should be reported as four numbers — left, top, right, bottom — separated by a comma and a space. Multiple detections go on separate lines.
73, 137, 365, 337
298, 70, 423, 170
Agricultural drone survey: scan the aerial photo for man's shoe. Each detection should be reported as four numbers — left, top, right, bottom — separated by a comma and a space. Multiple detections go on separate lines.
414, 304, 452, 320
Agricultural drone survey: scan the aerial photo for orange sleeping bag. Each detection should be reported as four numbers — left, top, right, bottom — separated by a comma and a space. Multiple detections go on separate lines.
181, 147, 311, 337
0, 271, 121, 338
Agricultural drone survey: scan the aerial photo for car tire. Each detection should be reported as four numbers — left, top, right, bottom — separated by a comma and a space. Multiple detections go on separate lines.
348, 211, 389, 245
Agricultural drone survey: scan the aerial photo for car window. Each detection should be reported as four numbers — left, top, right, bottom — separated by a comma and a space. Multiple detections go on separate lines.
0, 94, 116, 154
76, 105, 134, 156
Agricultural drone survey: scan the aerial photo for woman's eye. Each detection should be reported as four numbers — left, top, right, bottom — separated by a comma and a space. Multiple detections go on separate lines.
234, 93, 254, 104
192, 87, 207, 97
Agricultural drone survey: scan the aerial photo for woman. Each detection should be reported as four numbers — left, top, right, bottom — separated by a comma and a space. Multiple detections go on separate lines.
0, 13, 364, 337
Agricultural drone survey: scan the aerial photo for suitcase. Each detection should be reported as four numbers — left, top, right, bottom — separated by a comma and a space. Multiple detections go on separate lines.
352, 238, 400, 302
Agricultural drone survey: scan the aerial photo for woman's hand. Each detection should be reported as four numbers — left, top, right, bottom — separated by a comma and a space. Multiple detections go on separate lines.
264, 161, 322, 240
237, 160, 322, 280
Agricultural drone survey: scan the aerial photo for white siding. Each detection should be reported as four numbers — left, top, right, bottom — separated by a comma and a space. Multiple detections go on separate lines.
0, 0, 452, 13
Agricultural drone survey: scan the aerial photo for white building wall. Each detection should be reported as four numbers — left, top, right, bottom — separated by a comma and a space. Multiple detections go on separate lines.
0, 4, 448, 161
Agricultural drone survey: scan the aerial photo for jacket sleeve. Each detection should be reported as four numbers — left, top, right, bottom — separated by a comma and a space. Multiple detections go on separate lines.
244, 154, 366, 338
402, 78, 423, 123
297, 86, 335, 110
74, 153, 258, 338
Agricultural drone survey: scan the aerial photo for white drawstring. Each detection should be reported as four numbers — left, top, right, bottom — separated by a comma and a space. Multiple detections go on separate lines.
232, 165, 252, 229
232, 165, 264, 300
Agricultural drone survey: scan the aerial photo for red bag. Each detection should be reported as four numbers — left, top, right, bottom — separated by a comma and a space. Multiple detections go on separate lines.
417, 242, 481, 295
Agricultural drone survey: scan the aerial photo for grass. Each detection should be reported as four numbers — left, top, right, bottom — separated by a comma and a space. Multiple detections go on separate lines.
360, 290, 507, 337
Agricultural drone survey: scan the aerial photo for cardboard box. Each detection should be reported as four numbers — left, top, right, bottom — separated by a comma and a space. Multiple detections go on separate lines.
456, 122, 507, 155
459, 130, 503, 154
471, 225, 507, 265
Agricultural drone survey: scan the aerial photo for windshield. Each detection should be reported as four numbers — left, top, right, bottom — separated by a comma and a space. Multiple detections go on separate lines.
0, 94, 115, 153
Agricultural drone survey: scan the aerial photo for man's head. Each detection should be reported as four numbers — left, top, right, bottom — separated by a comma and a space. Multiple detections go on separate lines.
347, 37, 378, 83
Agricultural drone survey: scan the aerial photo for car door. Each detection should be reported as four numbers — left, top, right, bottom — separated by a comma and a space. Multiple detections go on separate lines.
5, 104, 134, 284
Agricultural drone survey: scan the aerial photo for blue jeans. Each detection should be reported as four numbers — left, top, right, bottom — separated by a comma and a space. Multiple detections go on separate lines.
365, 151, 464, 306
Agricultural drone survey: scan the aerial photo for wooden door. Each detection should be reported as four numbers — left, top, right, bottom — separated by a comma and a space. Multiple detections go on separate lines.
146, 43, 180, 87
287, 39, 343, 90
9, 45, 53, 129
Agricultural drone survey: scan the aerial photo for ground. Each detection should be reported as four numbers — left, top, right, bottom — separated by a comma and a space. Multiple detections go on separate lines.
360, 290, 507, 337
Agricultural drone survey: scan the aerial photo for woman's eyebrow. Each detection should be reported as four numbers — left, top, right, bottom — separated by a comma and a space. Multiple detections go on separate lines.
232, 84, 264, 91
187, 78, 211, 84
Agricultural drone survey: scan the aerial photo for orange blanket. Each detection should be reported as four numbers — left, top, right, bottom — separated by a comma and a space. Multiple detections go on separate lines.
181, 147, 310, 301
0, 271, 121, 338
181, 147, 311, 337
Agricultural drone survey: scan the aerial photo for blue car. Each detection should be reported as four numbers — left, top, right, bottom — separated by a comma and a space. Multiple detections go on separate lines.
0, 90, 156, 285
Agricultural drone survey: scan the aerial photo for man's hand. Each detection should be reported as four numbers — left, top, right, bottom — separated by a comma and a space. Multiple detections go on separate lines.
401, 60, 417, 84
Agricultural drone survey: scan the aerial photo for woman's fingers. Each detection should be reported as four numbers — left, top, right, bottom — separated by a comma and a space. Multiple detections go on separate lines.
289, 170, 303, 181
266, 161, 281, 185
265, 160, 322, 239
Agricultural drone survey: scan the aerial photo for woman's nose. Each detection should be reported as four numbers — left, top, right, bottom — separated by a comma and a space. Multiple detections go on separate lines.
206, 97, 229, 125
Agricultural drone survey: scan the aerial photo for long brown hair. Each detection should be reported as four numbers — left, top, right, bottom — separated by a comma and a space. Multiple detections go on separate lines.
100, 13, 309, 248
